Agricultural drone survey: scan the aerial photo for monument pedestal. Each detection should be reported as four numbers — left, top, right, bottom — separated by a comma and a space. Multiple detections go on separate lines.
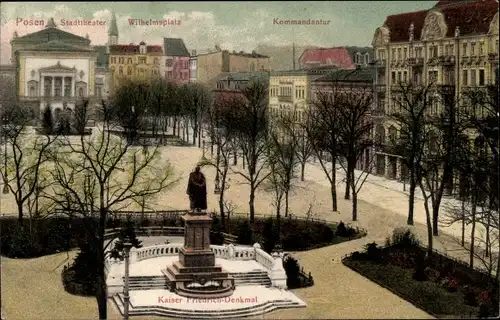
164, 211, 234, 298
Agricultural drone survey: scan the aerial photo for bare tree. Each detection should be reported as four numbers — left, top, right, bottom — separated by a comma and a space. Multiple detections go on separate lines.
390, 83, 434, 225
305, 88, 341, 212
231, 80, 270, 224
44, 101, 179, 319
1, 106, 58, 223
202, 95, 240, 229
282, 110, 314, 181
265, 118, 299, 219
186, 83, 210, 147
335, 79, 374, 221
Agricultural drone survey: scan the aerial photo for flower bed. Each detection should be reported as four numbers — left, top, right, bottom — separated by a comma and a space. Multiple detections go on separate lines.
342, 229, 499, 318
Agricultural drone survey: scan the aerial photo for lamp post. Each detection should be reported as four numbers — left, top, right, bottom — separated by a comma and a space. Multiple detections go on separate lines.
214, 128, 221, 194
2, 113, 8, 194
122, 241, 133, 320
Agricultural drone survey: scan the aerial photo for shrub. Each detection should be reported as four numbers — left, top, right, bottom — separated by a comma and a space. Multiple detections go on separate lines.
412, 253, 428, 282
336, 221, 357, 238
391, 228, 419, 249
463, 286, 478, 306
210, 215, 224, 245
42, 104, 53, 134
237, 220, 253, 245
351, 251, 364, 260
262, 217, 279, 254
363, 242, 382, 262
284, 255, 301, 288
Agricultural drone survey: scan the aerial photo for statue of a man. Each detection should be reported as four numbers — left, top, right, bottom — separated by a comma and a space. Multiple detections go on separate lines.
186, 166, 207, 212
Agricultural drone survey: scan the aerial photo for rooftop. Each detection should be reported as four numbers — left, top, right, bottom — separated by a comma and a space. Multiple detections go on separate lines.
314, 67, 376, 83
110, 44, 163, 54
164, 38, 190, 57
216, 71, 269, 82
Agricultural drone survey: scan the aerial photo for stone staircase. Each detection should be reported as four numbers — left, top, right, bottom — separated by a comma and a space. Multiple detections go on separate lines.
230, 271, 271, 286
112, 293, 304, 319
125, 276, 170, 291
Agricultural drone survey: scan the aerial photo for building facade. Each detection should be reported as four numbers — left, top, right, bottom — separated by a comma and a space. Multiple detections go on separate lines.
299, 46, 374, 70
190, 50, 197, 83
197, 48, 270, 88
109, 42, 163, 90
163, 38, 190, 85
10, 18, 107, 119
371, 0, 499, 185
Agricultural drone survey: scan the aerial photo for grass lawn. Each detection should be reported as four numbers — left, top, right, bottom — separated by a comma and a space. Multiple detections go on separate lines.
343, 258, 478, 318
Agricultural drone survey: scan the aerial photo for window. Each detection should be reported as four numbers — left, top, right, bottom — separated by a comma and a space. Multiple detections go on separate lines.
138, 57, 146, 64
127, 67, 132, 75
397, 72, 402, 83
478, 69, 485, 86
140, 46, 146, 54
167, 71, 172, 78
462, 70, 468, 86
44, 77, 51, 96
154, 58, 159, 65
119, 67, 123, 76
397, 48, 402, 60
415, 47, 423, 58
403, 71, 408, 83
428, 71, 438, 84
471, 42, 476, 55
479, 42, 484, 55
444, 69, 454, 85
429, 45, 438, 58
166, 59, 173, 67
119, 57, 124, 64
64, 77, 71, 97
96, 86, 102, 98
128, 58, 132, 64
470, 69, 477, 85
391, 71, 396, 84
54, 77, 62, 97
29, 85, 36, 97
78, 88, 84, 97
111, 57, 116, 64
462, 43, 468, 55
392, 49, 396, 60
403, 48, 407, 60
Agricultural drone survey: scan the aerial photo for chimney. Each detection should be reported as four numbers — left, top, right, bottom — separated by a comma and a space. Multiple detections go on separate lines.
192, 50, 197, 56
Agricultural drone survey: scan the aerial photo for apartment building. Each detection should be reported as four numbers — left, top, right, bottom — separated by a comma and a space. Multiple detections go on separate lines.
371, 0, 499, 185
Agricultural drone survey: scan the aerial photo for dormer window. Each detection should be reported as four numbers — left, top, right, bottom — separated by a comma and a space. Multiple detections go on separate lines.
364, 53, 370, 65
355, 52, 361, 64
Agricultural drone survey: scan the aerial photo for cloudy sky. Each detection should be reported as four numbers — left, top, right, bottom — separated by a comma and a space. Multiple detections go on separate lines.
0, 1, 432, 64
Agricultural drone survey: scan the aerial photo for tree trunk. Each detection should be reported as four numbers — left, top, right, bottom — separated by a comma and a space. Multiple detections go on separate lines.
219, 186, 226, 231
198, 124, 201, 148
419, 181, 433, 256
485, 210, 491, 257
461, 197, 465, 247
407, 171, 416, 225
344, 160, 351, 200
331, 156, 338, 212
300, 161, 305, 181
17, 201, 24, 224
249, 187, 255, 224
432, 201, 440, 236
351, 170, 357, 221
233, 151, 237, 165
469, 191, 477, 268
284, 190, 290, 218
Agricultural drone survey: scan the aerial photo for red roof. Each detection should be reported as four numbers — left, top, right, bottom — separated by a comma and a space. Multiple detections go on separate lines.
383, 0, 498, 42
110, 44, 163, 54
299, 47, 355, 69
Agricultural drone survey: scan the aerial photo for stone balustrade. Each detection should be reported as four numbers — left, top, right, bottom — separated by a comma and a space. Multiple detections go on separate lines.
106, 243, 282, 274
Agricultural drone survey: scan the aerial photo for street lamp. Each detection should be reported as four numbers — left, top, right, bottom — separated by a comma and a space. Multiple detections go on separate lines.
214, 128, 221, 194
201, 139, 207, 160
122, 241, 133, 320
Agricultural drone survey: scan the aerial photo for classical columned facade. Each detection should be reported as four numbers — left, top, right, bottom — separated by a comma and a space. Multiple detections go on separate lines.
371, 0, 499, 192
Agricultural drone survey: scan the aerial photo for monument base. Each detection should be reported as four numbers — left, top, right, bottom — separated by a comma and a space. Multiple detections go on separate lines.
164, 210, 235, 298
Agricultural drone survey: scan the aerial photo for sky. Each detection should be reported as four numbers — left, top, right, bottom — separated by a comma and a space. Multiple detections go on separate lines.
0, 1, 434, 64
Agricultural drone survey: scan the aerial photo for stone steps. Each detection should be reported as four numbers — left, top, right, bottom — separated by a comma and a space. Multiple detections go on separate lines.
123, 271, 271, 289
112, 293, 304, 319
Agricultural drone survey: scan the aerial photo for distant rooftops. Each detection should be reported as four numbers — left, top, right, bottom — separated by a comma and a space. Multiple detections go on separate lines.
110, 44, 163, 54
198, 48, 269, 58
